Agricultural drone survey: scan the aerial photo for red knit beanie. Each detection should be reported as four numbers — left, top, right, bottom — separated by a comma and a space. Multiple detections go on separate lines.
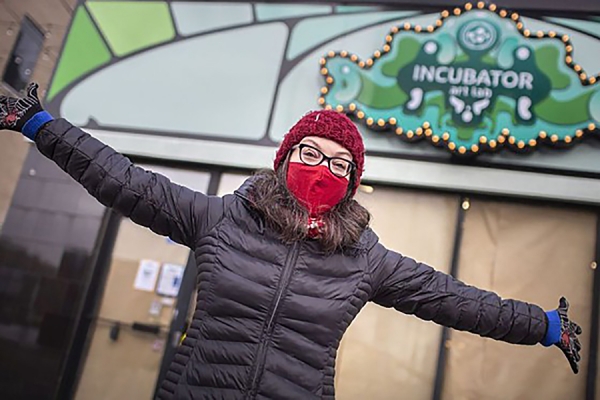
274, 110, 365, 195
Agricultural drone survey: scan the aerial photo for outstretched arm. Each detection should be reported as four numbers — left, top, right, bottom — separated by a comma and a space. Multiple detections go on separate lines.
0, 83, 224, 248
367, 241, 582, 372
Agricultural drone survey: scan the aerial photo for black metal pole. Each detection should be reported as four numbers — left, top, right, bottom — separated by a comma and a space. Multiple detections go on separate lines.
585, 213, 600, 400
432, 196, 468, 400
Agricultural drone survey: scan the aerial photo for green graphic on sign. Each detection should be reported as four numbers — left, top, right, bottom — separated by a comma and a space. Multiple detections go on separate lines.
320, 4, 600, 155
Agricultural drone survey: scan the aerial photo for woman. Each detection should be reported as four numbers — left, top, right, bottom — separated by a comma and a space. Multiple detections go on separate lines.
0, 84, 582, 399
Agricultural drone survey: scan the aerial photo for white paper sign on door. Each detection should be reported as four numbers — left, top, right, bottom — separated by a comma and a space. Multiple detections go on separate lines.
133, 259, 160, 292
156, 264, 185, 297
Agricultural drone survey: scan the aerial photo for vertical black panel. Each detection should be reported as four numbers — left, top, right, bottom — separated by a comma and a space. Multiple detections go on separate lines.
432, 196, 467, 400
54, 209, 121, 400
0, 149, 106, 400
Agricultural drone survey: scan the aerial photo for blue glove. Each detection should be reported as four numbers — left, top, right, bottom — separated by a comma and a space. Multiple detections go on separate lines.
0, 82, 53, 140
542, 297, 582, 374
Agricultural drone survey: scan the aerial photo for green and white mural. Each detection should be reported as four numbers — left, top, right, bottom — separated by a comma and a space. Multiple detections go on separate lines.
321, 3, 600, 156
45, 1, 600, 175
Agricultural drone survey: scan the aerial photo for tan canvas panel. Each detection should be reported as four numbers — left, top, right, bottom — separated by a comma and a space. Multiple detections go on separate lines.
336, 186, 460, 400
443, 200, 595, 400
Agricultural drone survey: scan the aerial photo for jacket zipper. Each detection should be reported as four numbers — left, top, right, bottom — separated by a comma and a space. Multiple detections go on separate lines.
247, 242, 300, 398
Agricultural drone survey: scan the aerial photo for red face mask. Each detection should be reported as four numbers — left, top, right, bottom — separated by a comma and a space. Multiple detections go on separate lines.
286, 162, 349, 216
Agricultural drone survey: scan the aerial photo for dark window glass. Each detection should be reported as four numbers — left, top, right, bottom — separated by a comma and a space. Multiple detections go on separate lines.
2, 16, 45, 92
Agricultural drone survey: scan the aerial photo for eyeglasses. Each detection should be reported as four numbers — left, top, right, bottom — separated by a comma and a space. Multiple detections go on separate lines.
294, 144, 356, 178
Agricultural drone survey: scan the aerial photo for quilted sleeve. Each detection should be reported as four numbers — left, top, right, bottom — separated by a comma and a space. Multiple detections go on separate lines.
368, 242, 548, 345
35, 119, 225, 247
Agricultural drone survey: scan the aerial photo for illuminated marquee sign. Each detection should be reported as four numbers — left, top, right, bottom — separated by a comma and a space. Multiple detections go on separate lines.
320, 2, 600, 156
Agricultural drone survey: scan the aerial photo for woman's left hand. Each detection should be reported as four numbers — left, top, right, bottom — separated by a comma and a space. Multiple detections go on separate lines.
555, 297, 583, 374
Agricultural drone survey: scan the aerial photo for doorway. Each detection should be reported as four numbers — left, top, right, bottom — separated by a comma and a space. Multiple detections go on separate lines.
72, 166, 211, 400
442, 198, 596, 400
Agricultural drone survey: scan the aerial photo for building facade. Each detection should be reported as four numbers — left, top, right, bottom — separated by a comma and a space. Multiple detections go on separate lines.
0, 1, 599, 399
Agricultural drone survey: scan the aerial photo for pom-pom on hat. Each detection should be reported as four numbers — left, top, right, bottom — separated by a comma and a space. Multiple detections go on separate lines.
274, 110, 365, 194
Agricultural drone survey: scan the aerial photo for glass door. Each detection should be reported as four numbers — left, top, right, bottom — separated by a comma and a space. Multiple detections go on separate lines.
73, 166, 210, 400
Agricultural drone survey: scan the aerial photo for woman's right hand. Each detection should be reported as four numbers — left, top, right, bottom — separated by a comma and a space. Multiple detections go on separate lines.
0, 83, 52, 139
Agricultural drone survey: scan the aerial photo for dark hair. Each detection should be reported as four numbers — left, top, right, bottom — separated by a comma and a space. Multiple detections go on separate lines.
248, 166, 371, 254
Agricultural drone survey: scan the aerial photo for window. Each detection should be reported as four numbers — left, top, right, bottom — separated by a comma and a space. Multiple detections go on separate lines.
2, 16, 45, 92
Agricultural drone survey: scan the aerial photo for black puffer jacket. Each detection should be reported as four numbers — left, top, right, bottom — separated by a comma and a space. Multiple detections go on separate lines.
36, 119, 548, 399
